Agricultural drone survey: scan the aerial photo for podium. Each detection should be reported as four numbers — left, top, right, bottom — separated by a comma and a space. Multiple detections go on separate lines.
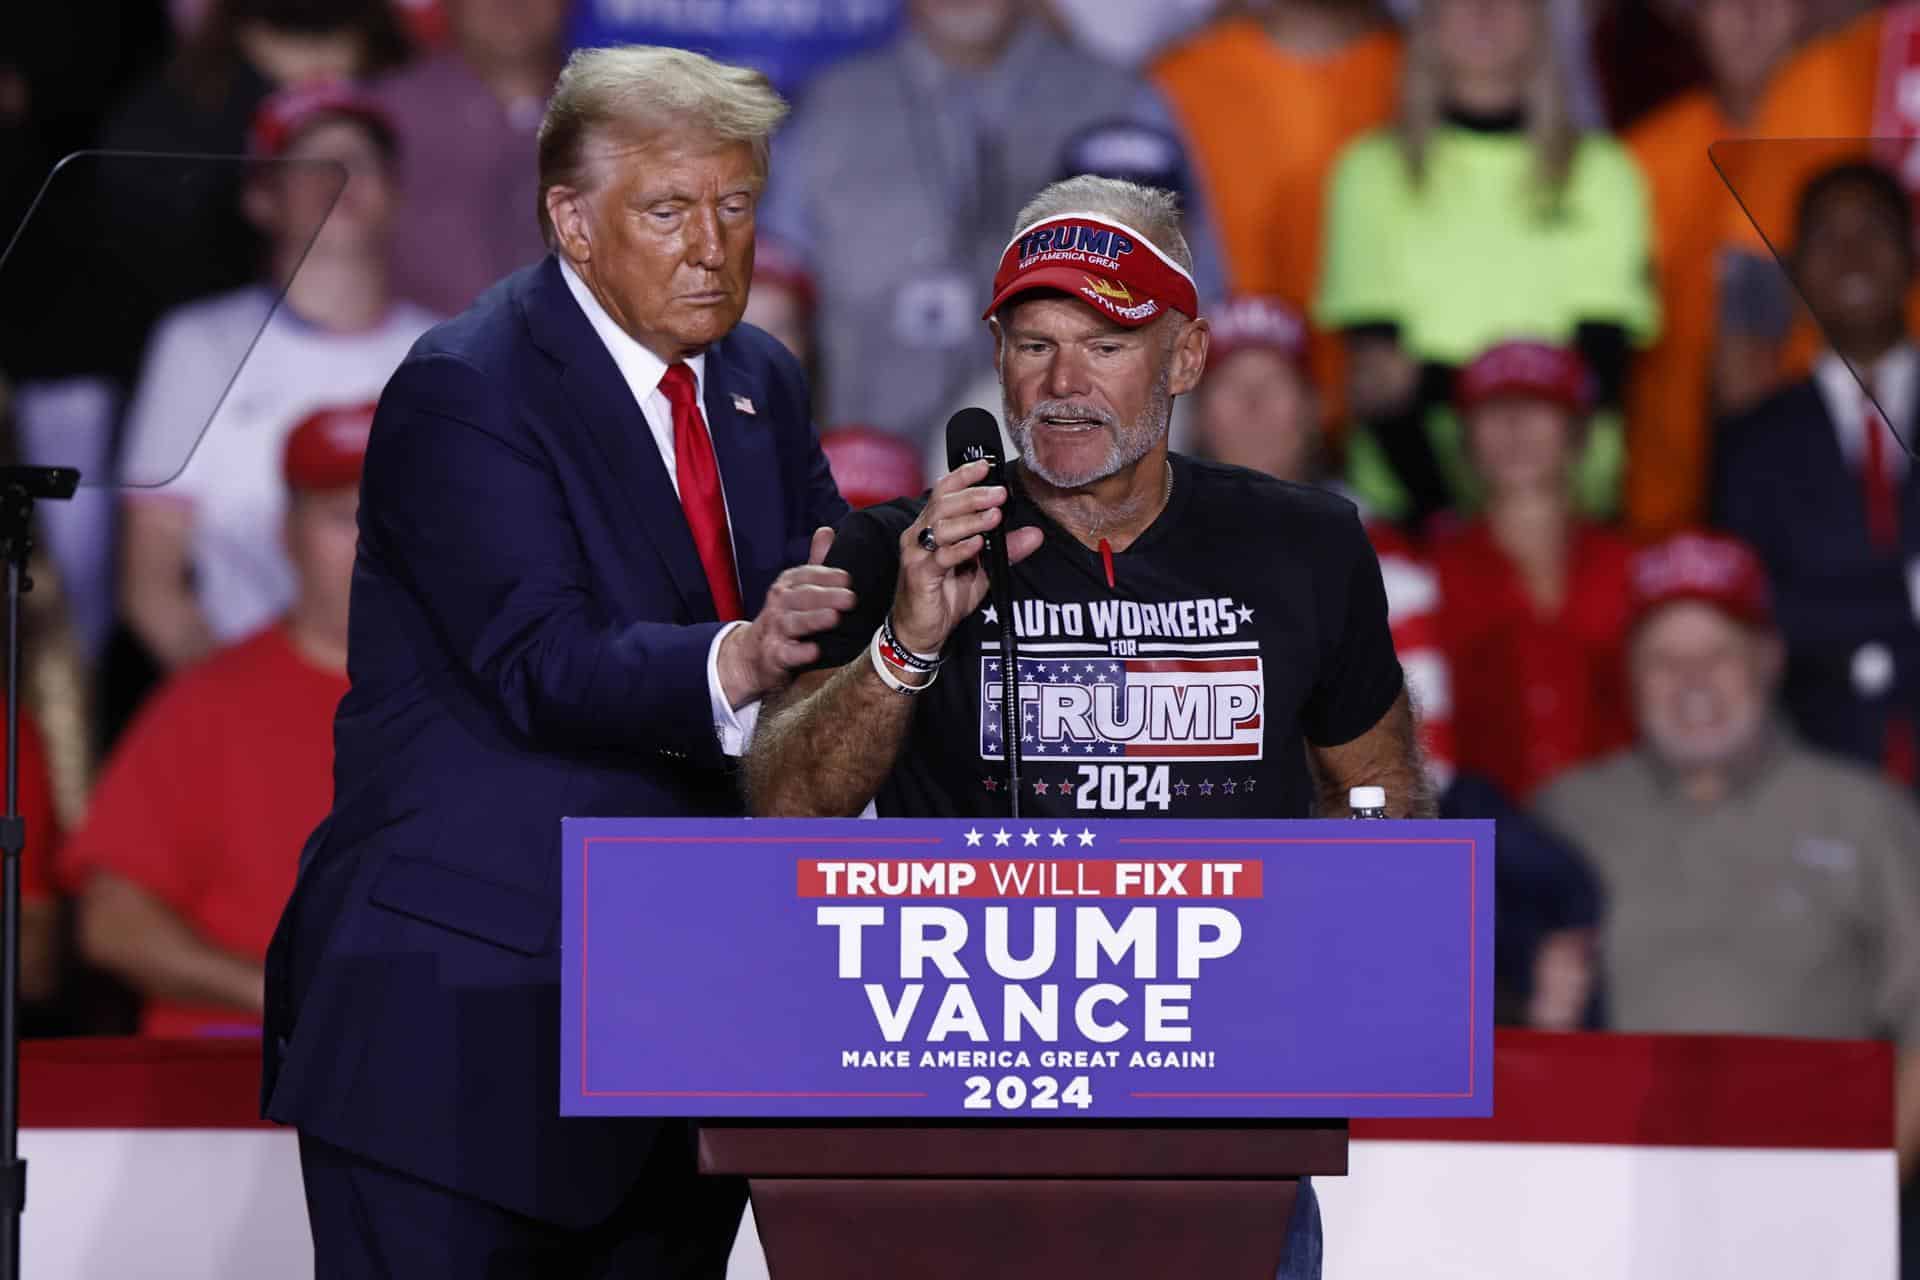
563, 818, 1493, 1277
699, 1120, 1345, 1278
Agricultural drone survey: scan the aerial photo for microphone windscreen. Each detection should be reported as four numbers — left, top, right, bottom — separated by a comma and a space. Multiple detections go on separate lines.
945, 407, 1003, 476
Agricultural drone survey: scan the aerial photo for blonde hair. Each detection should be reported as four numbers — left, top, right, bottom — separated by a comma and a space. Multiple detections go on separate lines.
1010, 176, 1195, 275
536, 45, 789, 248
1397, 0, 1577, 207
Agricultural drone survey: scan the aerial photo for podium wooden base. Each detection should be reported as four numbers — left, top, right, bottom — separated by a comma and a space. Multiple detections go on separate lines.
699, 1122, 1346, 1280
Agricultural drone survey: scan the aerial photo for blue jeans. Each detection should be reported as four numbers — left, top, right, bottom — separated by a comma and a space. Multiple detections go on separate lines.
1278, 1177, 1324, 1279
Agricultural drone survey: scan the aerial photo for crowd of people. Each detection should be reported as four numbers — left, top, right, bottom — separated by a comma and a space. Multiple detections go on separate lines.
4, 0, 1920, 1238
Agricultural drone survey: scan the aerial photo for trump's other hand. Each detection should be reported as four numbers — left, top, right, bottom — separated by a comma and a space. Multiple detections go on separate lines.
718, 526, 856, 707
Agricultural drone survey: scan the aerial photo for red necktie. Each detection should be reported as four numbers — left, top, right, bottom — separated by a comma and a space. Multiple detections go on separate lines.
659, 363, 743, 621
1862, 389, 1916, 783
1863, 397, 1899, 550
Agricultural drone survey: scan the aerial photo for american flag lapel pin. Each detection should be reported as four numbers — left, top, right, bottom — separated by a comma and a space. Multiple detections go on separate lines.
731, 393, 756, 416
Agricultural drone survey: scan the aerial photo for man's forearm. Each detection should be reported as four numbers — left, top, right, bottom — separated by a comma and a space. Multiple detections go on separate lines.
1308, 690, 1438, 818
20, 902, 57, 1005
80, 875, 264, 1015
745, 660, 919, 816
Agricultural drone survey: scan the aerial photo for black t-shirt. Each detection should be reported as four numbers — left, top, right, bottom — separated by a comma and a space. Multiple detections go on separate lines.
815, 453, 1404, 819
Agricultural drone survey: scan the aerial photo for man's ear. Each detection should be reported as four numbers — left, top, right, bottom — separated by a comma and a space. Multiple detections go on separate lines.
1167, 316, 1210, 398
988, 314, 1006, 371
546, 186, 593, 265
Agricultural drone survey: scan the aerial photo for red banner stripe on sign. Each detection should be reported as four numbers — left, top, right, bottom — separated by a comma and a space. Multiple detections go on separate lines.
1353, 1029, 1892, 1150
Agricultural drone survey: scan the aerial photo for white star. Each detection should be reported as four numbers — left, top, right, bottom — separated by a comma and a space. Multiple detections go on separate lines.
1235, 604, 1255, 625
993, 828, 1012, 846
1077, 828, 1096, 847
1107, 743, 1122, 755
1022, 829, 1041, 847
982, 605, 999, 625
1049, 828, 1069, 847
963, 828, 983, 847
1107, 663, 1120, 673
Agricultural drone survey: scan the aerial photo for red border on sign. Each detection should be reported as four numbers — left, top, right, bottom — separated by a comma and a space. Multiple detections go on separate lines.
580, 835, 935, 1100
1113, 836, 1480, 1102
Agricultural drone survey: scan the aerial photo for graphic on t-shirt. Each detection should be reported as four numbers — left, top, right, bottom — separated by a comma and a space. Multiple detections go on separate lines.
976, 595, 1265, 766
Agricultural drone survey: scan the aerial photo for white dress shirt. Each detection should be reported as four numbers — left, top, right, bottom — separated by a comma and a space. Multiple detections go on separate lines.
1813, 343, 1916, 483
560, 259, 759, 755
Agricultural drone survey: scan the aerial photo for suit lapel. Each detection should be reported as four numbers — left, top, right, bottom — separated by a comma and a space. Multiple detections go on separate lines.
703, 342, 784, 612
523, 258, 714, 617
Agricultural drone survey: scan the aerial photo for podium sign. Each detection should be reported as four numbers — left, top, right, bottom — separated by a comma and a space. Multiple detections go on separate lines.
561, 818, 1492, 1119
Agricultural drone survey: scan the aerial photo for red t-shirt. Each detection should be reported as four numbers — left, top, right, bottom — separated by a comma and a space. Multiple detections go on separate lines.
59, 625, 347, 1036
10, 712, 58, 905
1432, 521, 1635, 802
1367, 521, 1457, 784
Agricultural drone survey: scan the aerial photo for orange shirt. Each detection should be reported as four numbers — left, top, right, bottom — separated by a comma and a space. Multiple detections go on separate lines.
1726, 7, 1882, 255
1153, 19, 1402, 415
1624, 90, 1741, 537
1720, 7, 1920, 379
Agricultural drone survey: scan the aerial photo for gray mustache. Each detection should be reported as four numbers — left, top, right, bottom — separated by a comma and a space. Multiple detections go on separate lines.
1020, 400, 1117, 427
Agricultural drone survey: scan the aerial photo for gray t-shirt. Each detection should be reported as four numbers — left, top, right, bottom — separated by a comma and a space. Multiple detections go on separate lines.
758, 20, 1226, 445
1535, 733, 1920, 1045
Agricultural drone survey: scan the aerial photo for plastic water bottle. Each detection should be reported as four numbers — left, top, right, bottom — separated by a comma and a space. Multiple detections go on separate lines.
1348, 785, 1387, 819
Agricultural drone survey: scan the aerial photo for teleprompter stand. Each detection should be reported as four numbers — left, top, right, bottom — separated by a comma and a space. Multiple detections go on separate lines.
699, 1119, 1347, 1278
0, 466, 76, 1280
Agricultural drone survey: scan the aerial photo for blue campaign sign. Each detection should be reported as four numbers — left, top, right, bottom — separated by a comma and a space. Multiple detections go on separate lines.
568, 0, 903, 101
561, 818, 1494, 1119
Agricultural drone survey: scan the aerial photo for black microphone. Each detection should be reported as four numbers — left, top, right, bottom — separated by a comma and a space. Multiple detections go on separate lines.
944, 408, 1022, 817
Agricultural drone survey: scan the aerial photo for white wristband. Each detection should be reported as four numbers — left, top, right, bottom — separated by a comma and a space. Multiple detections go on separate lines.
870, 628, 936, 695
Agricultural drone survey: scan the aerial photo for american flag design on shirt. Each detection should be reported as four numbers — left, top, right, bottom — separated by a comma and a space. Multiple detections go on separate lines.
976, 598, 1265, 764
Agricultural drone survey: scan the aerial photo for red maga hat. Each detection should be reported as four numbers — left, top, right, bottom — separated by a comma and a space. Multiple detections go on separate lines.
250, 82, 396, 160
985, 211, 1199, 329
819, 425, 925, 509
1628, 530, 1774, 631
283, 401, 377, 493
1455, 340, 1593, 416
751, 236, 817, 313
1205, 295, 1307, 370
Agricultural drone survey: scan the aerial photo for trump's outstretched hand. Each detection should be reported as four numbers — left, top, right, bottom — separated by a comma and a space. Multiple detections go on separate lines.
717, 526, 856, 708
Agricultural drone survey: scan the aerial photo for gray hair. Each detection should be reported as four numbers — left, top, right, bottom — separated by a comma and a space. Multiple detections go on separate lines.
536, 45, 789, 248
1009, 175, 1194, 275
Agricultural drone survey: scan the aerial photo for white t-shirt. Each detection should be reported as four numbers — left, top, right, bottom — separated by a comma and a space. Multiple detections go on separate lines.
122, 286, 437, 643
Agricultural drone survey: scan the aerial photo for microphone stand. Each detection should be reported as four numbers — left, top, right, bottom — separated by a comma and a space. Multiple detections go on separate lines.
994, 570, 1020, 820
0, 464, 76, 1280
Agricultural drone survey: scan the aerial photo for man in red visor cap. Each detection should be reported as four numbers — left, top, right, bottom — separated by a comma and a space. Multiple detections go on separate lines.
745, 176, 1432, 1279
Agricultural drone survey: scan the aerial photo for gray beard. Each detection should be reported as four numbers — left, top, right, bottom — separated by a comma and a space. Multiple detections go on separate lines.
1003, 363, 1173, 491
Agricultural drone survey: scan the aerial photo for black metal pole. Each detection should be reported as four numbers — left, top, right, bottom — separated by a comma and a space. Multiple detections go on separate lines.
0, 506, 28, 1280
1000, 591, 1020, 820
0, 466, 77, 1280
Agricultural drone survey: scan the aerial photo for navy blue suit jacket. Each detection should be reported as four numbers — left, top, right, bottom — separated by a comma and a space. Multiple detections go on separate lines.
1713, 377, 1920, 770
262, 256, 847, 1226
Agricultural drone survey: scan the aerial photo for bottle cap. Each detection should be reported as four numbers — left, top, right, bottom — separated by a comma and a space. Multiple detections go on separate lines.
1349, 785, 1386, 811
